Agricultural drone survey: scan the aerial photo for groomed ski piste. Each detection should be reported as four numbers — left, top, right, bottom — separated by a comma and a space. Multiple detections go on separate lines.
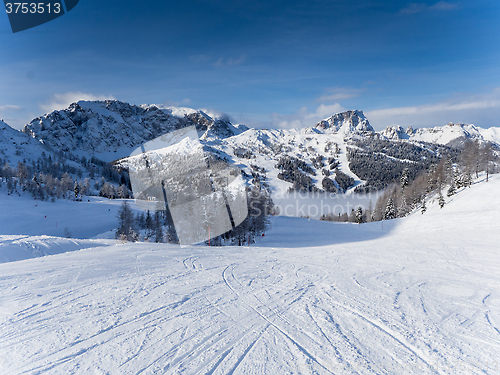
1, 175, 499, 374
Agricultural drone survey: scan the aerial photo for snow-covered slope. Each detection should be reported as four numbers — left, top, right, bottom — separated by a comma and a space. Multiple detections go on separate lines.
131, 126, 366, 195
0, 190, 125, 239
0, 119, 53, 165
0, 176, 498, 374
0, 235, 113, 263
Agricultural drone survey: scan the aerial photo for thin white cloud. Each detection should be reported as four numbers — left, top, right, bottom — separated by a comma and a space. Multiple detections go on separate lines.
401, 1, 458, 14
366, 89, 500, 129
271, 103, 346, 130
0, 105, 23, 112
430, 1, 458, 10
213, 55, 247, 67
40, 92, 115, 113
316, 87, 364, 102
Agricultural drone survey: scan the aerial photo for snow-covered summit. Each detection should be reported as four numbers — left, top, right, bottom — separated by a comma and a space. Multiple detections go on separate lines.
313, 110, 375, 136
380, 125, 413, 140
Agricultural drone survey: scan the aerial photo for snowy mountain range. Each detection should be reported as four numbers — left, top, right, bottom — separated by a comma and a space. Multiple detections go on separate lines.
21, 100, 244, 161
2, 99, 499, 194
380, 122, 500, 147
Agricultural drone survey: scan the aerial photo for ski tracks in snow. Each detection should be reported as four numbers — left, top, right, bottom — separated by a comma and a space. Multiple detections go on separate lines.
1, 241, 499, 374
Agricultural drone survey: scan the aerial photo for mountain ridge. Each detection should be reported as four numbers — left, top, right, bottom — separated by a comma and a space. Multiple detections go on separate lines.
21, 100, 242, 161
2, 100, 499, 196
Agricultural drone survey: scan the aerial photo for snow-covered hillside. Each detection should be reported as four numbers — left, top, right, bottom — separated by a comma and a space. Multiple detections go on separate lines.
0, 176, 499, 374
206, 127, 363, 194
0, 191, 126, 239
0, 119, 53, 165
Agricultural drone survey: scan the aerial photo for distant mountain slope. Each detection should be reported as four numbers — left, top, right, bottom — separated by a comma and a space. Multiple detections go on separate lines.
380, 122, 500, 147
22, 100, 240, 162
0, 119, 52, 166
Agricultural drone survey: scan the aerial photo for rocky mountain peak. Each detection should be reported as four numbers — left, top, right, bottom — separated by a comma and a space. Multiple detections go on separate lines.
314, 110, 374, 135
380, 125, 409, 140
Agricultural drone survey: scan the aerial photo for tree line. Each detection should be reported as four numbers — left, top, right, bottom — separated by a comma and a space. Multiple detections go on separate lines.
0, 152, 131, 201
322, 140, 497, 223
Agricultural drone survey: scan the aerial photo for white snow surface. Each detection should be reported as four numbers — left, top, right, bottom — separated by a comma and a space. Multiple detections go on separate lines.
0, 192, 125, 239
0, 176, 499, 374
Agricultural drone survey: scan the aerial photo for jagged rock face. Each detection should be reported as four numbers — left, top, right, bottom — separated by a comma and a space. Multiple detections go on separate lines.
22, 100, 236, 160
380, 122, 488, 146
380, 126, 409, 140
314, 110, 374, 135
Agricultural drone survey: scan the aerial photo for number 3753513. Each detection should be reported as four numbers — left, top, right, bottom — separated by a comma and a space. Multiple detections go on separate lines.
5, 3, 61, 14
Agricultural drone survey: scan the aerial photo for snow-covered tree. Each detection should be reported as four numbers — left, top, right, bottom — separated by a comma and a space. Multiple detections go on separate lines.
447, 180, 456, 196
438, 191, 445, 209
398, 194, 409, 217
421, 195, 427, 214
400, 167, 410, 190
384, 198, 396, 220
355, 206, 364, 224
481, 142, 495, 182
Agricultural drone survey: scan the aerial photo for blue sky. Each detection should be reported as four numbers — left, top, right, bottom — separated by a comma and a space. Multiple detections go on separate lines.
1, 0, 500, 130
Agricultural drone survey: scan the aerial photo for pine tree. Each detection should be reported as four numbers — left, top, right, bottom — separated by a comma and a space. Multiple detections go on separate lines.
145, 210, 153, 240
426, 164, 436, 194
384, 198, 396, 220
438, 191, 445, 209
400, 167, 410, 190
116, 201, 138, 241
447, 183, 456, 197
74, 181, 80, 201
421, 195, 427, 214
355, 206, 363, 224
398, 194, 409, 217
453, 167, 463, 189
481, 142, 494, 182
154, 211, 163, 243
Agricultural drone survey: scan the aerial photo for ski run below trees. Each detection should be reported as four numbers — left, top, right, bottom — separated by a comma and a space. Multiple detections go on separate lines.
0, 174, 499, 374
